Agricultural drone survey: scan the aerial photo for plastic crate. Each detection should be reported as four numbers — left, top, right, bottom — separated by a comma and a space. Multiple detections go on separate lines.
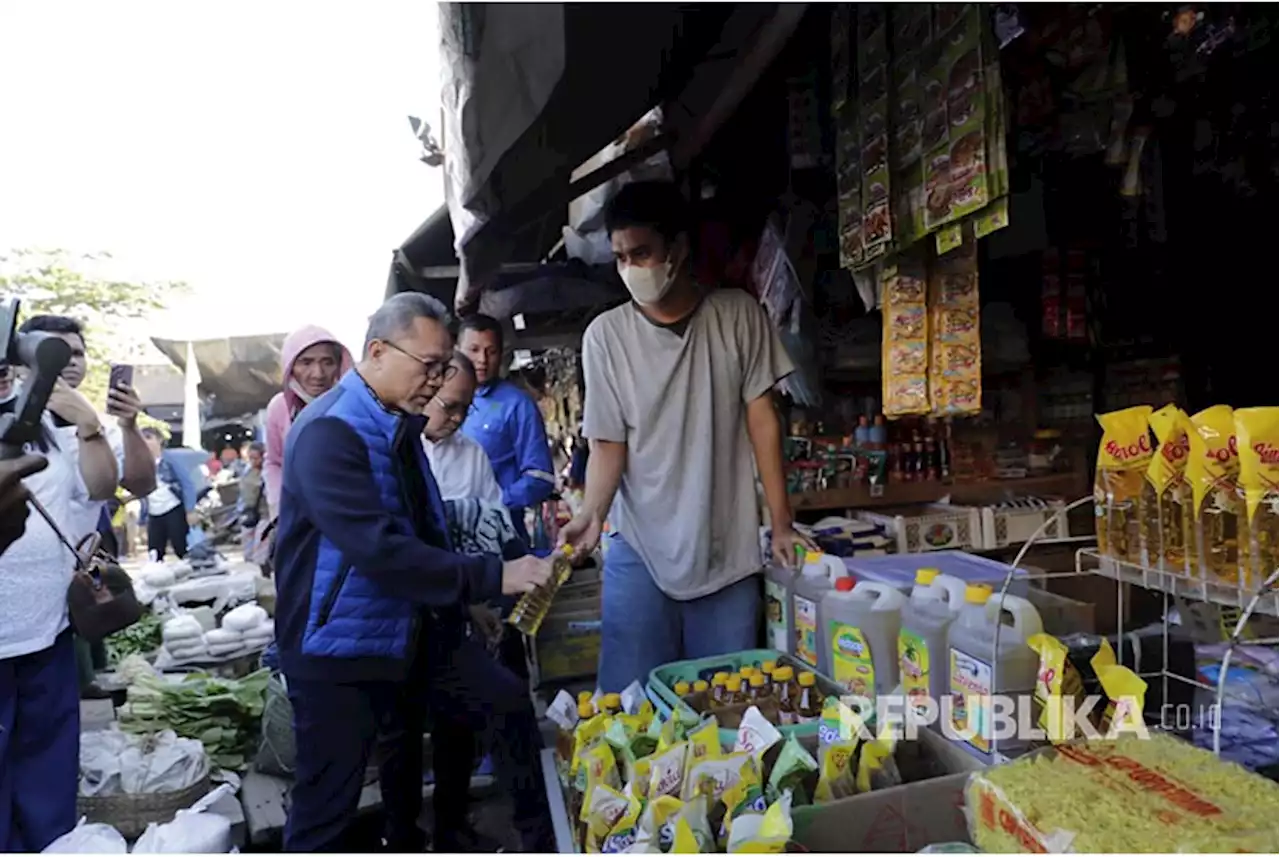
854, 503, 983, 553
646, 648, 844, 745
978, 500, 1069, 549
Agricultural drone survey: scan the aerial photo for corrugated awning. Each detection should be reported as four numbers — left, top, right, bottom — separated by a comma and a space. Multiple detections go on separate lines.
427, 3, 808, 311
150, 333, 287, 419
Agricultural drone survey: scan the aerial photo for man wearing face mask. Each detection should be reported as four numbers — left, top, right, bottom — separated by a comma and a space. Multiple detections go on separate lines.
273, 293, 554, 852
264, 326, 354, 519
559, 181, 813, 693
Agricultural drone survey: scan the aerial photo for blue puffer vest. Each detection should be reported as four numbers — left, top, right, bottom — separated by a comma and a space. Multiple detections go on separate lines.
292, 370, 450, 661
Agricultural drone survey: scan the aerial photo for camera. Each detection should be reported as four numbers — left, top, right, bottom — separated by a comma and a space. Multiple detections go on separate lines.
0, 298, 73, 460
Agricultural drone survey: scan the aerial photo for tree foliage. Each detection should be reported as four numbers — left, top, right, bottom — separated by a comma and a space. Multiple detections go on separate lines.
0, 248, 188, 405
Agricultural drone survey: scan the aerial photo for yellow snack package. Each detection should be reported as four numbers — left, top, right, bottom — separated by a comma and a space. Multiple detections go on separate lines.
673, 795, 715, 852
631, 757, 653, 801
635, 795, 685, 852
581, 783, 630, 851
1235, 407, 1279, 589
686, 717, 722, 765
1028, 632, 1086, 744
601, 789, 644, 853
717, 754, 766, 845
726, 788, 794, 853
1093, 662, 1148, 738
1184, 405, 1241, 583
1094, 406, 1155, 563
683, 752, 753, 803
814, 739, 858, 802
1139, 405, 1192, 571
647, 741, 689, 800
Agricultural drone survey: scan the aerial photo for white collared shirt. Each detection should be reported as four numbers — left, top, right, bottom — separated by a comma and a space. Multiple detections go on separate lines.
422, 431, 503, 505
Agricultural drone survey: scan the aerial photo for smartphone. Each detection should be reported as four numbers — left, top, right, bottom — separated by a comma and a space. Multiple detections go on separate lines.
108, 363, 134, 392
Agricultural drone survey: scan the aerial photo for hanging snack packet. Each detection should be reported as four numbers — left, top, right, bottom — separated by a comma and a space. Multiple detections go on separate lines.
1139, 405, 1192, 571
602, 789, 644, 854
1235, 407, 1279, 589
733, 706, 783, 759
814, 739, 858, 802
855, 728, 902, 793
686, 717, 722, 765
1028, 632, 1087, 744
765, 733, 818, 806
726, 788, 794, 854
582, 784, 631, 851
647, 741, 689, 800
1184, 405, 1241, 583
1094, 406, 1155, 564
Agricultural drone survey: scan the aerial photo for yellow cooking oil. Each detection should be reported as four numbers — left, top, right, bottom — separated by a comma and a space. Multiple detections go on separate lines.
1139, 405, 1191, 571
1183, 406, 1242, 584
507, 545, 575, 636
1094, 406, 1155, 564
1235, 407, 1278, 589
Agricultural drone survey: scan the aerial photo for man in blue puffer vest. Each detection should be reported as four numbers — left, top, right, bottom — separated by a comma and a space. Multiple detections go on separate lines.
273, 293, 555, 852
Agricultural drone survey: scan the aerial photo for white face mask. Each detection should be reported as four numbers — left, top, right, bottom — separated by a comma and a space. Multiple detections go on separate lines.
288, 378, 316, 404
618, 255, 678, 306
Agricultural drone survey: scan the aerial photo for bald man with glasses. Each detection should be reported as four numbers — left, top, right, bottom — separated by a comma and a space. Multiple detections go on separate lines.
421, 352, 501, 506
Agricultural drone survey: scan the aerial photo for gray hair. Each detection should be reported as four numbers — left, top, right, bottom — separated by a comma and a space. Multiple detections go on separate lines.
450, 350, 477, 384
364, 292, 452, 354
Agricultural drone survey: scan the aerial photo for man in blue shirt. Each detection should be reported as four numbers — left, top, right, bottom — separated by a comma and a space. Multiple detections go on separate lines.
273, 293, 554, 852
457, 315, 556, 545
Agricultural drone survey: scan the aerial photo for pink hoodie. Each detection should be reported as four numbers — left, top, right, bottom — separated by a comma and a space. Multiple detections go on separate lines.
264, 325, 355, 515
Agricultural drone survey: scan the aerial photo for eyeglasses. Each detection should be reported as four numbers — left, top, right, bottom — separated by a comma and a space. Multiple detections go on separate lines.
431, 395, 474, 421
381, 340, 457, 383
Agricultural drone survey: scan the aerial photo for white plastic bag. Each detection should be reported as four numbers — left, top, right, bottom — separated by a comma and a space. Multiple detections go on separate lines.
161, 616, 204, 644
204, 628, 243, 646
42, 818, 128, 853
132, 784, 235, 853
221, 603, 267, 633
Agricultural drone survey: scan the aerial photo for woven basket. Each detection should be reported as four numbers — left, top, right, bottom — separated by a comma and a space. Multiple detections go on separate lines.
76, 775, 211, 840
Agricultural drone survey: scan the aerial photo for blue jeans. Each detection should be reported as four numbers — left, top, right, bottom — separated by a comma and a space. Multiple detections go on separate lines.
598, 533, 761, 693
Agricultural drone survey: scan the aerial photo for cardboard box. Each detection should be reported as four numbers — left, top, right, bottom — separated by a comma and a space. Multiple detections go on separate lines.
792, 728, 985, 852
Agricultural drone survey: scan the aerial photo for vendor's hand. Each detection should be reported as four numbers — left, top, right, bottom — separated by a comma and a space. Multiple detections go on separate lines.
468, 603, 504, 644
186, 511, 201, 526
106, 382, 143, 427
557, 510, 603, 556
47, 380, 102, 436
0, 454, 47, 554
771, 523, 817, 568
501, 554, 552, 596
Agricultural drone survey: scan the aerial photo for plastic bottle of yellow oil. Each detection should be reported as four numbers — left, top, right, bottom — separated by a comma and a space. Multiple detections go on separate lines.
1235, 407, 1278, 589
1138, 405, 1191, 571
1183, 406, 1241, 583
507, 545, 575, 636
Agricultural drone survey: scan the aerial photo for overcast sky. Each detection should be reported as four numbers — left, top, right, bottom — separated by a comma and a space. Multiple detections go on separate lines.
0, 1, 443, 356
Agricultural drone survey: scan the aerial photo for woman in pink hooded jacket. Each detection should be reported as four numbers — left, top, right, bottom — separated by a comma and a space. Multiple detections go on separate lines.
264, 326, 354, 518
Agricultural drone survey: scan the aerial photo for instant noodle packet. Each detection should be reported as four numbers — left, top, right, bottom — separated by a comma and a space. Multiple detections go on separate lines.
1094, 406, 1155, 563
814, 739, 857, 803
766, 733, 817, 806
726, 789, 794, 854
1235, 406, 1278, 589
1139, 405, 1192, 571
1184, 405, 1241, 583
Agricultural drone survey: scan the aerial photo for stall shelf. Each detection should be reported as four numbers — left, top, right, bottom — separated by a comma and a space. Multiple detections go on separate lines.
789, 472, 1083, 512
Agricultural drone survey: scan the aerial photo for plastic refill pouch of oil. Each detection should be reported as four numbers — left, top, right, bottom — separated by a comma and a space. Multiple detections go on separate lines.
1138, 405, 1191, 571
508, 545, 575, 636
1094, 406, 1154, 564
1183, 405, 1241, 584
1234, 406, 1278, 589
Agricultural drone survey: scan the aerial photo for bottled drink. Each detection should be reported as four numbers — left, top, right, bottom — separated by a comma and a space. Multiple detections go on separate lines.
710, 672, 730, 709
773, 665, 800, 724
796, 672, 822, 723
689, 679, 711, 713
507, 546, 575, 636
748, 672, 772, 705
722, 675, 745, 707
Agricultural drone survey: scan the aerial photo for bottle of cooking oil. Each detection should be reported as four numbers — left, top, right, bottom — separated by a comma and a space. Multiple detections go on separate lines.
1184, 406, 1241, 583
1139, 405, 1191, 571
1094, 406, 1155, 564
507, 545, 575, 636
710, 672, 730, 709
747, 672, 772, 705
722, 675, 745, 707
796, 672, 822, 724
1235, 407, 1278, 589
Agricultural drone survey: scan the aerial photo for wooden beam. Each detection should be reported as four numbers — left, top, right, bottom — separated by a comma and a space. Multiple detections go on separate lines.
672, 4, 809, 169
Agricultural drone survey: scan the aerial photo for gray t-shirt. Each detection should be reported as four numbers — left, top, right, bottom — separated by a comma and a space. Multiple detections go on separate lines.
582, 288, 795, 600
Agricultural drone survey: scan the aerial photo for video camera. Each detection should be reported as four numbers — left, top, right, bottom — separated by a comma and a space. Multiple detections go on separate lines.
0, 298, 73, 460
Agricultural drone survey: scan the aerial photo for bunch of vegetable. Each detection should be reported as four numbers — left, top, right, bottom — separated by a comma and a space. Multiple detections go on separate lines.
106, 612, 164, 665
119, 669, 270, 771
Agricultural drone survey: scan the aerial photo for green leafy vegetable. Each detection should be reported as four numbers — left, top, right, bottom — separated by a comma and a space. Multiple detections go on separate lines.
105, 613, 164, 665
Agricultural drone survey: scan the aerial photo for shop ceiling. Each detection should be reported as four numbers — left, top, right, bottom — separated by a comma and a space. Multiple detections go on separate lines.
390, 2, 811, 317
